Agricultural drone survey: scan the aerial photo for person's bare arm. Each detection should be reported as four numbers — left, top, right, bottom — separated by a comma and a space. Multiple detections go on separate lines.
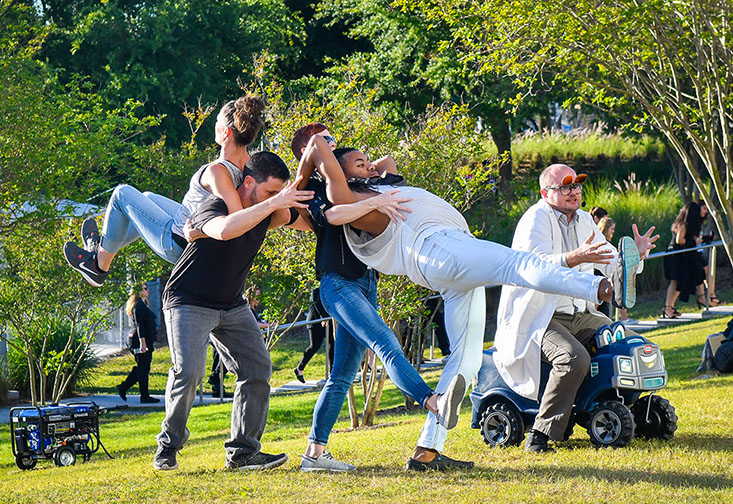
201, 162, 244, 214
299, 135, 390, 235
326, 190, 412, 225
374, 155, 398, 176
202, 179, 313, 240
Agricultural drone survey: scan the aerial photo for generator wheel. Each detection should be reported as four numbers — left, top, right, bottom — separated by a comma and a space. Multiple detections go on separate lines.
53, 446, 77, 467
479, 402, 524, 447
587, 401, 635, 448
15, 453, 36, 471
631, 395, 678, 440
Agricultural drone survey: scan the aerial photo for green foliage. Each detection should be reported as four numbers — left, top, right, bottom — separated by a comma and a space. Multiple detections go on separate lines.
39, 0, 307, 145
5, 318, 97, 398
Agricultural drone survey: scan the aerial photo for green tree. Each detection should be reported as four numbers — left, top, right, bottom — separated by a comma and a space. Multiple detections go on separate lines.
412, 0, 733, 266
38, 0, 306, 146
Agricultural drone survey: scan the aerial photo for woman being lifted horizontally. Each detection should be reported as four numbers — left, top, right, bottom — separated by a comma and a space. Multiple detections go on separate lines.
64, 94, 265, 286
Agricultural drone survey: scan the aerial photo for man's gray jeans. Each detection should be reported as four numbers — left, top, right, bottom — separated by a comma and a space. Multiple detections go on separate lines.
156, 303, 271, 463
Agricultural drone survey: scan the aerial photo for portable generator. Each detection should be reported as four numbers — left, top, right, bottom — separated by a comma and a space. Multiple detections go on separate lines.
10, 401, 114, 470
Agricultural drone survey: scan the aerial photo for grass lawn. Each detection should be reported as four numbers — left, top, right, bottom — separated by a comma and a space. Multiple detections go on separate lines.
2, 314, 733, 503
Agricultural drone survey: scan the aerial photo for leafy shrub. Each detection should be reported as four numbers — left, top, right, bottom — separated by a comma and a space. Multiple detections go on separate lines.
6, 319, 98, 400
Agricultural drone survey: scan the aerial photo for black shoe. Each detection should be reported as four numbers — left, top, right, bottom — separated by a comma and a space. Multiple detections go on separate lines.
81, 217, 100, 253
116, 384, 127, 401
63, 241, 109, 287
209, 388, 233, 398
525, 429, 553, 453
153, 445, 179, 470
294, 368, 305, 384
140, 396, 160, 404
226, 451, 288, 471
405, 452, 474, 472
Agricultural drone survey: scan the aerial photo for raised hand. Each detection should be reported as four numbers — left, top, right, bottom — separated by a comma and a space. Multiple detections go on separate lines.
566, 230, 614, 267
371, 190, 413, 223
271, 176, 314, 210
632, 223, 660, 258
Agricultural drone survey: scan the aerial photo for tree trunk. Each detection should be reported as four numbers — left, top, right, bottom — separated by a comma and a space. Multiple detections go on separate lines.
488, 116, 513, 188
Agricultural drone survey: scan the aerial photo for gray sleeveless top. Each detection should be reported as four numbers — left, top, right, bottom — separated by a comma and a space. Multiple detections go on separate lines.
171, 159, 244, 236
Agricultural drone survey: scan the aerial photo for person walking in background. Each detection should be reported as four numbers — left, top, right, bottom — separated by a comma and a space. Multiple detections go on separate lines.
595, 216, 616, 318
662, 201, 715, 318
117, 282, 160, 404
64, 94, 266, 286
697, 199, 723, 306
294, 287, 334, 383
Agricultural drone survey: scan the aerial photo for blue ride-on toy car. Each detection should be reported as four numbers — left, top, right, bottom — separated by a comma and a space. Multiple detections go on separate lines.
470, 322, 678, 448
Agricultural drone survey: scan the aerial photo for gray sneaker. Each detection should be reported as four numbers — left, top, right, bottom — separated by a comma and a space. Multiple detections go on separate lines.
153, 445, 179, 470
226, 451, 288, 471
301, 450, 357, 472
613, 236, 640, 309
436, 373, 466, 430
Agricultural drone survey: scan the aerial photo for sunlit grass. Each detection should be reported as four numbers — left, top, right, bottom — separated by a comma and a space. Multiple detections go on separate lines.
2, 314, 732, 503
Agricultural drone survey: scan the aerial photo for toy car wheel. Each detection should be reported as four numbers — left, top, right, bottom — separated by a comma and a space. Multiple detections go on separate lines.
480, 402, 524, 447
587, 400, 635, 448
15, 453, 36, 471
631, 395, 678, 440
53, 446, 77, 467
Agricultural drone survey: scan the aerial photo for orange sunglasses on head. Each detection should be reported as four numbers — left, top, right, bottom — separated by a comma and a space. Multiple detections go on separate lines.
561, 174, 587, 185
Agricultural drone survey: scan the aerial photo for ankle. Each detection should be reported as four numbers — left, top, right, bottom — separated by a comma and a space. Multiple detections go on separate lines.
305, 443, 325, 459
412, 447, 437, 462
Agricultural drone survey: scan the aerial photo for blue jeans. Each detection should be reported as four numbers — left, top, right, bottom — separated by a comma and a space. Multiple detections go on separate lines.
308, 269, 433, 445
100, 185, 184, 263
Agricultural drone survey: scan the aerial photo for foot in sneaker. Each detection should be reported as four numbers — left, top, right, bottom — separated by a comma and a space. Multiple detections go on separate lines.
153, 445, 180, 470
612, 236, 640, 309
81, 217, 100, 252
405, 452, 474, 471
301, 450, 356, 472
63, 241, 109, 287
226, 451, 288, 471
435, 373, 466, 430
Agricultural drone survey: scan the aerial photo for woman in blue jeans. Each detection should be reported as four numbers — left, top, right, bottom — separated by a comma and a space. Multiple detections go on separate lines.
63, 94, 265, 286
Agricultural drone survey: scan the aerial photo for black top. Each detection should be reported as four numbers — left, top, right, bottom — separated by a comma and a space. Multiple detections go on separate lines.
306, 174, 367, 280
163, 196, 271, 310
131, 299, 157, 345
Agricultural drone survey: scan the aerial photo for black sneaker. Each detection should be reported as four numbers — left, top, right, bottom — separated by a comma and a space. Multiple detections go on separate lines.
405, 452, 474, 472
525, 429, 553, 453
140, 396, 160, 404
153, 445, 180, 470
81, 217, 100, 253
63, 241, 109, 287
294, 368, 306, 384
226, 451, 288, 471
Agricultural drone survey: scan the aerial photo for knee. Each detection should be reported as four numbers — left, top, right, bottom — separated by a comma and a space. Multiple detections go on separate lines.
111, 184, 132, 202
172, 363, 206, 387
142, 190, 155, 199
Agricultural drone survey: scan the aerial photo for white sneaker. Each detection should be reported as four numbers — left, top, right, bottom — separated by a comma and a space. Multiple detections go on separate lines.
436, 374, 466, 430
621, 318, 639, 326
300, 450, 357, 472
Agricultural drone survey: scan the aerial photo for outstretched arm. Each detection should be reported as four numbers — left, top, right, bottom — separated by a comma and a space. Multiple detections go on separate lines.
326, 189, 412, 225
203, 179, 313, 240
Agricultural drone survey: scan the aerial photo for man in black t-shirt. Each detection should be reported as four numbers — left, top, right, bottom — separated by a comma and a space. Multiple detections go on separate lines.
153, 151, 313, 472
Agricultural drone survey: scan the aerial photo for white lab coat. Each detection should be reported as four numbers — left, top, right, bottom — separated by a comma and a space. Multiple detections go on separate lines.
493, 199, 641, 400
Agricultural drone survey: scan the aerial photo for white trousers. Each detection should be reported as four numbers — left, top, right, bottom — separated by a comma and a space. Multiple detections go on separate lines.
414, 229, 601, 451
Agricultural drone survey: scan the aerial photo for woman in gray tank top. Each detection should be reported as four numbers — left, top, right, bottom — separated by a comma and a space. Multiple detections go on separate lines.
63, 94, 266, 287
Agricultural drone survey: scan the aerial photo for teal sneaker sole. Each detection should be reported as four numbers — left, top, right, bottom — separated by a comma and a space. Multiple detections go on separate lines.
618, 236, 640, 308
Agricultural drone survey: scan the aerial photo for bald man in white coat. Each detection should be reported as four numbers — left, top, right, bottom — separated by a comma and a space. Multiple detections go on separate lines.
493, 164, 658, 452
